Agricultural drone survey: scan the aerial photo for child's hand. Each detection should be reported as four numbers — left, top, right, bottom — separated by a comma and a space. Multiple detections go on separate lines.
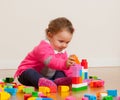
66, 55, 76, 68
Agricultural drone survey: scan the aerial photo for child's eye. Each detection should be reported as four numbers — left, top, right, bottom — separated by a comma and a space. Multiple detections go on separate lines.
59, 40, 64, 43
66, 42, 69, 44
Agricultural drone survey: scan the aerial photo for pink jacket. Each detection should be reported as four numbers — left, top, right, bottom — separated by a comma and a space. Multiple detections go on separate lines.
14, 40, 72, 78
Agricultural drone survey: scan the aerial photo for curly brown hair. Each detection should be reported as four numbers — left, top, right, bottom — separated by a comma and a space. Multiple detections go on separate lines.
45, 17, 74, 34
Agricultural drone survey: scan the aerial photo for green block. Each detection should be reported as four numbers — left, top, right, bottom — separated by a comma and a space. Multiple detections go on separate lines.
72, 86, 88, 91
23, 87, 34, 94
32, 91, 38, 97
103, 96, 113, 100
3, 77, 14, 83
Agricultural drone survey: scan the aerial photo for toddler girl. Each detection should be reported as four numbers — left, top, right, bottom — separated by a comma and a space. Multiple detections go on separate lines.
14, 17, 75, 90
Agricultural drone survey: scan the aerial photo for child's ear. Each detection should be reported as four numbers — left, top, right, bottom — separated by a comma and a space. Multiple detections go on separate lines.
47, 32, 53, 39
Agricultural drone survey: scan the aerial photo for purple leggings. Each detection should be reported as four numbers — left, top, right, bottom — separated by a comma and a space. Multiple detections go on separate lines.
18, 69, 66, 88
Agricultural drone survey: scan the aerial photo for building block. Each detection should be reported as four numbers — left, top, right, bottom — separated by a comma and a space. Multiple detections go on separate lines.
0, 91, 11, 100
36, 98, 53, 100
65, 96, 76, 100
81, 59, 88, 69
107, 89, 118, 97
36, 98, 42, 100
72, 82, 88, 91
96, 92, 108, 99
39, 86, 50, 93
72, 77, 82, 84
27, 97, 37, 100
58, 86, 69, 92
24, 93, 32, 100
71, 60, 88, 92
18, 85, 25, 92
82, 97, 88, 100
4, 88, 17, 95
59, 91, 70, 99
0, 86, 4, 92
3, 77, 14, 83
0, 82, 5, 87
116, 96, 120, 100
72, 85, 88, 91
71, 64, 82, 77
32, 91, 39, 97
72, 55, 80, 64
84, 94, 96, 100
41, 98, 53, 100
38, 92, 46, 97
89, 76, 98, 80
103, 96, 113, 100
23, 86, 35, 94
48, 86, 57, 93
89, 80, 104, 88
4, 83, 14, 89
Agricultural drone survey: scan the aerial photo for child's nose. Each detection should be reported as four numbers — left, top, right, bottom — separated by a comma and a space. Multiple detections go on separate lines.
62, 43, 67, 48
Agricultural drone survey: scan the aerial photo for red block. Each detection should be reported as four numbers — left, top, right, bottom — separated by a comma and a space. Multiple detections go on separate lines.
81, 59, 88, 69
24, 94, 32, 100
72, 77, 82, 84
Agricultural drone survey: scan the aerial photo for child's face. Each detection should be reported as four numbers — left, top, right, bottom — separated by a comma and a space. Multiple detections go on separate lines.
48, 30, 73, 52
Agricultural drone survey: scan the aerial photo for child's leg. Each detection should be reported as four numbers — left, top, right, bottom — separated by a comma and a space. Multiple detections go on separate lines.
53, 71, 72, 86
52, 71, 66, 79
18, 69, 43, 88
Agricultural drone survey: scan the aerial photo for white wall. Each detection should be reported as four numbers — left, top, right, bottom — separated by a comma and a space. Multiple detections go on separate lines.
0, 0, 120, 69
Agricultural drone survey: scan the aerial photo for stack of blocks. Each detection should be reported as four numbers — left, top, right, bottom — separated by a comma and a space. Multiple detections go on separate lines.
71, 59, 88, 91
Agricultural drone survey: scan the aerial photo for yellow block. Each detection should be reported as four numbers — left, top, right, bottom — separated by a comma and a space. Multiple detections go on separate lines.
39, 86, 50, 93
58, 86, 69, 92
0, 91, 11, 100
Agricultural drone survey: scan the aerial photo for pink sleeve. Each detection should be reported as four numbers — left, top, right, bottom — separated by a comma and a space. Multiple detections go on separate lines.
35, 40, 68, 70
48, 54, 68, 70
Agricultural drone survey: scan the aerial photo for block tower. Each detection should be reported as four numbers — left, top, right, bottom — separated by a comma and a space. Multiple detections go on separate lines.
71, 56, 88, 91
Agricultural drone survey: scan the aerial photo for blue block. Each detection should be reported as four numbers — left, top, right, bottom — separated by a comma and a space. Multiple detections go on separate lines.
79, 69, 82, 76
36, 98, 42, 100
42, 98, 53, 100
4, 88, 17, 95
84, 72, 88, 79
84, 94, 96, 100
36, 98, 53, 100
107, 89, 117, 97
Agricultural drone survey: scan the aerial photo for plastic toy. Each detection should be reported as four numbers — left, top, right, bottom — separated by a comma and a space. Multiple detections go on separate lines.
18, 85, 25, 92
36, 98, 53, 100
82, 97, 88, 100
84, 94, 96, 100
24, 94, 32, 100
116, 96, 120, 100
39, 86, 50, 93
27, 97, 37, 100
23, 86, 35, 94
4, 88, 17, 95
107, 89, 118, 97
58, 86, 69, 92
71, 63, 88, 91
65, 96, 76, 100
0, 91, 11, 100
103, 95, 113, 100
3, 77, 14, 83
81, 59, 88, 69
32, 91, 39, 97
89, 76, 98, 80
96, 92, 108, 99
89, 80, 104, 88
72, 55, 80, 64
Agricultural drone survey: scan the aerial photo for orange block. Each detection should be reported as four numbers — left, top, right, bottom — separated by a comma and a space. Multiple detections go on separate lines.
72, 55, 80, 64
